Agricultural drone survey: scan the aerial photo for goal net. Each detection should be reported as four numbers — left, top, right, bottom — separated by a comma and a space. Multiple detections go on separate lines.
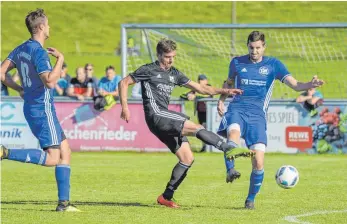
122, 24, 347, 99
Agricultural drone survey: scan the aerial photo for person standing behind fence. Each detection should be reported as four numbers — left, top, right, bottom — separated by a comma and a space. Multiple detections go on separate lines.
183, 74, 213, 152
85, 63, 99, 96
67, 67, 93, 101
95, 65, 121, 110
0, 8, 79, 212
296, 87, 323, 117
217, 30, 324, 209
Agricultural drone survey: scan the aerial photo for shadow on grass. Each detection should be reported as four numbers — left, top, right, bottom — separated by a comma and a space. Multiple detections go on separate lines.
1, 200, 155, 208
2, 200, 246, 211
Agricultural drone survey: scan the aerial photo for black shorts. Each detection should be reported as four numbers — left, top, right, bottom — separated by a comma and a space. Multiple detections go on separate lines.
146, 110, 190, 154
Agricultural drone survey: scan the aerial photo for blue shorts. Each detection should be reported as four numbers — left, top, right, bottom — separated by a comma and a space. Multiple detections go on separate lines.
24, 104, 65, 149
217, 109, 267, 148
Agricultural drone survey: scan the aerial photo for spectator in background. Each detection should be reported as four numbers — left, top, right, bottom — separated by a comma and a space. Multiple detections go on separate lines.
1, 70, 19, 96
67, 67, 93, 101
131, 82, 142, 99
98, 65, 121, 98
296, 87, 324, 117
61, 62, 71, 84
181, 74, 213, 152
84, 63, 99, 96
53, 64, 70, 97
94, 65, 121, 110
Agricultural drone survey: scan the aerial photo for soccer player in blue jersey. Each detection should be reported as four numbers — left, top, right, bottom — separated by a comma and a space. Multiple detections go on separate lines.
217, 31, 324, 209
0, 9, 79, 212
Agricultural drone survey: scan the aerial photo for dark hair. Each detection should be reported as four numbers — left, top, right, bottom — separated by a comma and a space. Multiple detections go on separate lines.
156, 38, 177, 55
84, 63, 94, 70
247, 31, 265, 45
105, 65, 115, 72
25, 8, 47, 35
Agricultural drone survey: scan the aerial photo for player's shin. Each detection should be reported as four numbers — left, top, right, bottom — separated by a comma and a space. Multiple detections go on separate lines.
195, 129, 230, 152
246, 169, 264, 202
6, 148, 47, 165
163, 161, 192, 200
55, 164, 71, 202
224, 141, 237, 171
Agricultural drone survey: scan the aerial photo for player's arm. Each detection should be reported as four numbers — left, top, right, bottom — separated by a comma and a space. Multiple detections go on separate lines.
119, 75, 136, 122
283, 75, 324, 92
219, 78, 235, 103
39, 47, 64, 89
295, 94, 312, 103
54, 83, 64, 96
1, 60, 23, 93
184, 80, 242, 96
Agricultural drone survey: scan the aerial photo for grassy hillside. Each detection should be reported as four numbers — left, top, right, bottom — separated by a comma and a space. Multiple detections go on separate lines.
2, 1, 347, 87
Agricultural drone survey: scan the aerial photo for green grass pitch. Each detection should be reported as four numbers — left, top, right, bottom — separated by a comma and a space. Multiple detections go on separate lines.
1, 152, 346, 224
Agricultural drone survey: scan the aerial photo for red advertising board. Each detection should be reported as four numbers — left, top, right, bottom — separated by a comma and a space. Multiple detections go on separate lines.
285, 126, 313, 151
55, 102, 182, 151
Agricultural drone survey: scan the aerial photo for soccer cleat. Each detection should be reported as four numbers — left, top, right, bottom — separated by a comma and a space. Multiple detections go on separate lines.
225, 147, 255, 160
245, 200, 255, 210
56, 201, 81, 212
0, 145, 9, 160
226, 168, 241, 183
157, 194, 180, 208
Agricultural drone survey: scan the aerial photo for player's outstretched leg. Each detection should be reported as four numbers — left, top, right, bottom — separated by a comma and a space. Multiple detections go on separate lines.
0, 144, 47, 165
196, 129, 253, 159
158, 143, 193, 208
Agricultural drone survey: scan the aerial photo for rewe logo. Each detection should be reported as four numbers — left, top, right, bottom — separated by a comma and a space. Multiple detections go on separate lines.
241, 68, 247, 72
285, 126, 312, 151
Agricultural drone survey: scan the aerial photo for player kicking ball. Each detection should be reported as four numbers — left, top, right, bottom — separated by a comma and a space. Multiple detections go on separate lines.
118, 38, 254, 208
217, 31, 324, 209
0, 9, 79, 212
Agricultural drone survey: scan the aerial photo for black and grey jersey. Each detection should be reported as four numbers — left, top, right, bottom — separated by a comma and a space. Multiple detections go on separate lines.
130, 61, 190, 116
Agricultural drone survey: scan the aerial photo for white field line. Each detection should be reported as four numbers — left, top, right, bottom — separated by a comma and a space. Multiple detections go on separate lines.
284, 209, 347, 224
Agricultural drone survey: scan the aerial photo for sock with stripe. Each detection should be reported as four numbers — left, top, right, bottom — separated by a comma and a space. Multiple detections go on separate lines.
224, 141, 237, 172
7, 149, 47, 165
195, 129, 230, 152
163, 161, 192, 200
246, 169, 264, 202
55, 164, 71, 202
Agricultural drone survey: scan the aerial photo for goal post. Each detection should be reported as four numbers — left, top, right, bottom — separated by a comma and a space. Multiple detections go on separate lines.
121, 23, 347, 99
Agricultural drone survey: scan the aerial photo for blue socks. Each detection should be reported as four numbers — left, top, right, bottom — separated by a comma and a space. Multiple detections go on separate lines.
55, 164, 71, 202
224, 141, 237, 172
247, 169, 264, 202
8, 149, 47, 165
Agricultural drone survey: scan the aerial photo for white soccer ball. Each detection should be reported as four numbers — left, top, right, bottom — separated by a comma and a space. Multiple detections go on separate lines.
275, 165, 299, 189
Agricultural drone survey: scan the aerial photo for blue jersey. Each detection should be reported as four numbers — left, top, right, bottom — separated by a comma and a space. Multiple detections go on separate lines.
7, 39, 53, 105
98, 75, 121, 93
227, 55, 290, 116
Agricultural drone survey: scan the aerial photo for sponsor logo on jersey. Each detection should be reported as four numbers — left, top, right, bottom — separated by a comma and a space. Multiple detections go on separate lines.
259, 66, 269, 76
156, 74, 162, 79
169, 76, 175, 83
241, 68, 247, 72
241, 79, 249, 85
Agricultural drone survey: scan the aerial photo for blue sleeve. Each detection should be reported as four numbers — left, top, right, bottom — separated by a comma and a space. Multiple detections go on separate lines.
313, 90, 323, 99
274, 58, 290, 82
7, 49, 17, 67
114, 76, 121, 89
98, 78, 104, 89
228, 59, 237, 80
34, 48, 52, 75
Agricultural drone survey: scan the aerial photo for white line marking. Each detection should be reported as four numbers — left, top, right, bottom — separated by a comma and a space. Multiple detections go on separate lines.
284, 209, 347, 224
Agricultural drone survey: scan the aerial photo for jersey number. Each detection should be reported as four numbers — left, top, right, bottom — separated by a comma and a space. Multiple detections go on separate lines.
21, 62, 32, 87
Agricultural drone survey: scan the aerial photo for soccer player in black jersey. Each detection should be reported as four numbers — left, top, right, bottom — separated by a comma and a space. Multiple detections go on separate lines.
119, 38, 253, 208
